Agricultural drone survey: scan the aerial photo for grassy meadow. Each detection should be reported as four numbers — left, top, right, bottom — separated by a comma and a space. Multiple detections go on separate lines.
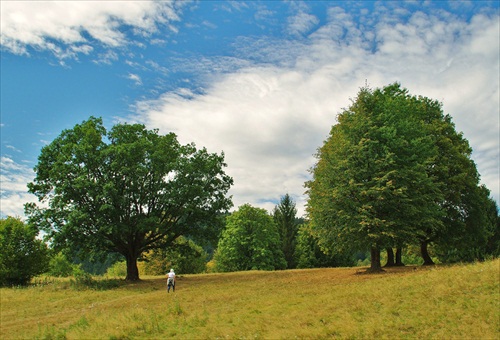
1, 259, 499, 339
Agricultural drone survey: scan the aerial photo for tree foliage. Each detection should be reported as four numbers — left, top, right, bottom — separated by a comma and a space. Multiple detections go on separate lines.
295, 222, 355, 268
435, 186, 499, 263
0, 217, 49, 286
273, 194, 299, 269
306, 83, 494, 271
143, 236, 208, 275
48, 252, 75, 277
214, 204, 286, 272
26, 117, 233, 281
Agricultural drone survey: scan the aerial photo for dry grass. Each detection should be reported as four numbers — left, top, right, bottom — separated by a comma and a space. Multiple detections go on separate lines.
1, 259, 499, 339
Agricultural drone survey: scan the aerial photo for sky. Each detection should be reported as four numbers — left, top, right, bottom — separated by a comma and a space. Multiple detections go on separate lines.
1, 0, 499, 219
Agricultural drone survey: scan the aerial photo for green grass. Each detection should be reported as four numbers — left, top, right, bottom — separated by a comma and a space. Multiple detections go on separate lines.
1, 259, 499, 339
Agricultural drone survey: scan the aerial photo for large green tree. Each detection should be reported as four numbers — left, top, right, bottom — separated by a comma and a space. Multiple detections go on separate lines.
306, 84, 445, 271
273, 194, 299, 269
214, 204, 286, 272
26, 117, 233, 281
0, 217, 50, 286
417, 111, 494, 264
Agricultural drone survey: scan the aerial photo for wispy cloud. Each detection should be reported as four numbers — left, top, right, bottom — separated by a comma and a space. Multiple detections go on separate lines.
0, 157, 38, 218
132, 7, 500, 215
1, 2, 497, 219
0, 1, 184, 60
6, 145, 22, 153
93, 50, 119, 65
287, 10, 319, 36
127, 73, 143, 86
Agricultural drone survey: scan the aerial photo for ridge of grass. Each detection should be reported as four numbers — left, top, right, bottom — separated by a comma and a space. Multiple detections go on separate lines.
1, 259, 499, 339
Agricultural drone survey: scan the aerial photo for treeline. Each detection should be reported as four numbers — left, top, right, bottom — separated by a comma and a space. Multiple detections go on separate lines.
1, 83, 499, 285
2, 189, 498, 285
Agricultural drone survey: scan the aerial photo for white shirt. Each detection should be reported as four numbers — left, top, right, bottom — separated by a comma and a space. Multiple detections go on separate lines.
168, 272, 175, 279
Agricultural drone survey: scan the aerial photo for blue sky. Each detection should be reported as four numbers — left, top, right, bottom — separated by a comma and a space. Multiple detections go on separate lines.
1, 0, 499, 218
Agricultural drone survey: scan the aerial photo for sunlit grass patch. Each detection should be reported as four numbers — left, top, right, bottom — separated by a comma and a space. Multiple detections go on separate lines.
1, 259, 498, 339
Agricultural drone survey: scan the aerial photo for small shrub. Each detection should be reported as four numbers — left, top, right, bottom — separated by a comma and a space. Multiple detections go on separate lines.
106, 261, 127, 277
206, 259, 217, 273
49, 252, 75, 277
356, 257, 371, 267
31, 276, 56, 288
70, 266, 121, 290
71, 265, 95, 289
401, 252, 424, 265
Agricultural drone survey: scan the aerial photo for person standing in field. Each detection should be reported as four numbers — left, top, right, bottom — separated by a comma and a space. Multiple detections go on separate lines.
167, 268, 176, 293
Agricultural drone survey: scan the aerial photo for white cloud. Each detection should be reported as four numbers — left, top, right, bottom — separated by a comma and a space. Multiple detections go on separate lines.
132, 64, 365, 216
0, 157, 38, 218
6, 145, 21, 153
0, 0, 182, 59
127, 73, 143, 86
132, 8, 499, 215
287, 10, 319, 36
1, 3, 497, 220
93, 50, 119, 65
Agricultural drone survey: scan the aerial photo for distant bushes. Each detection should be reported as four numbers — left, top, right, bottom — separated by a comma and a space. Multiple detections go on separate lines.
70, 266, 120, 290
143, 236, 208, 275
48, 252, 75, 277
106, 261, 128, 277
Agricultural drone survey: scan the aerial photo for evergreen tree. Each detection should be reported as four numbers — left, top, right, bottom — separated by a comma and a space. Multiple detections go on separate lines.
273, 194, 299, 269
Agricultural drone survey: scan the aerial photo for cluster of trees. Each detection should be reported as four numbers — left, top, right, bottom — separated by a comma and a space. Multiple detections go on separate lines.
306, 83, 499, 271
213, 195, 357, 272
1, 83, 498, 285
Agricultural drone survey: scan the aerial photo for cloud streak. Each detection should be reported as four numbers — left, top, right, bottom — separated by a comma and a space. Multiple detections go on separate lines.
127, 73, 143, 86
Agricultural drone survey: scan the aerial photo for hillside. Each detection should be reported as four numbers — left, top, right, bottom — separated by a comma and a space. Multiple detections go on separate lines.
1, 259, 499, 339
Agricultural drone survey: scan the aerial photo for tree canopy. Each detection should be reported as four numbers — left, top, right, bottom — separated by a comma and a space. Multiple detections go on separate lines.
306, 83, 494, 271
26, 117, 233, 280
0, 217, 49, 286
214, 204, 286, 272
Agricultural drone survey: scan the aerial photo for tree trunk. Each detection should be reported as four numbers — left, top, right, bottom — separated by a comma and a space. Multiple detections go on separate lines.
368, 247, 383, 272
420, 240, 435, 265
125, 254, 140, 281
395, 247, 405, 266
385, 248, 395, 267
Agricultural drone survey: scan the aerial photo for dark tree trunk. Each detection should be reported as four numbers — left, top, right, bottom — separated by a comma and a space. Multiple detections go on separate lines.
385, 248, 395, 267
368, 247, 383, 272
395, 247, 405, 266
125, 254, 140, 281
420, 240, 435, 266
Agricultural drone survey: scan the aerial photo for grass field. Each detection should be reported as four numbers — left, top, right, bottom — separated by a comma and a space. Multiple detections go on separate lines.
1, 259, 499, 339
